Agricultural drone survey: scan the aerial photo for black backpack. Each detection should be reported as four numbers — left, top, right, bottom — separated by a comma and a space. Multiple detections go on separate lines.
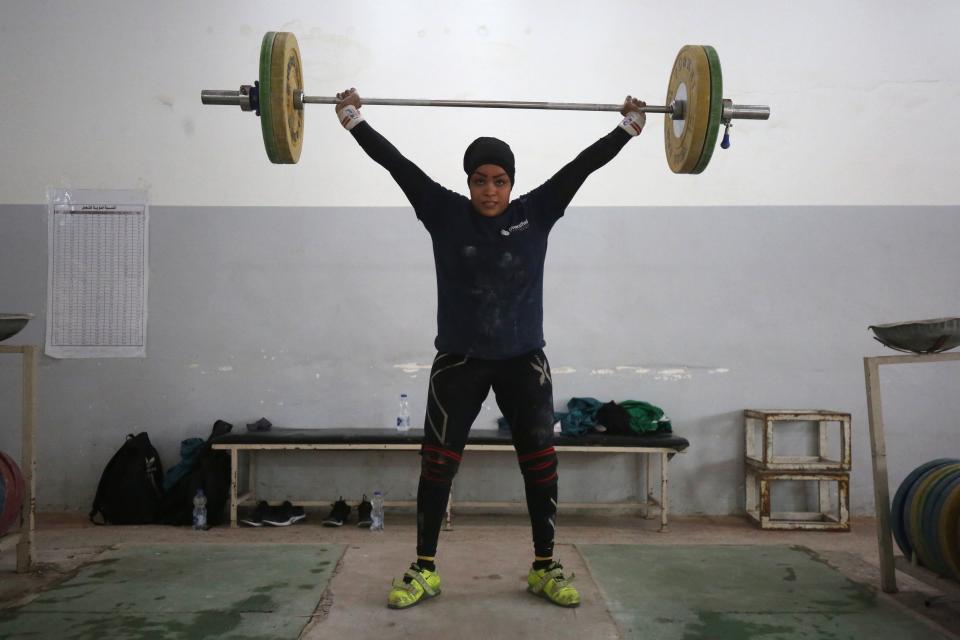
158, 420, 232, 527
90, 432, 165, 525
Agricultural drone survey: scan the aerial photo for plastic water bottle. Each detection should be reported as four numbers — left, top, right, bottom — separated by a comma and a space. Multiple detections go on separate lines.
192, 489, 208, 530
370, 491, 384, 532
396, 393, 411, 432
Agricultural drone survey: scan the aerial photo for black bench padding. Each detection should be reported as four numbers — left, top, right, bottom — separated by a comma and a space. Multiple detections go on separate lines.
212, 427, 689, 451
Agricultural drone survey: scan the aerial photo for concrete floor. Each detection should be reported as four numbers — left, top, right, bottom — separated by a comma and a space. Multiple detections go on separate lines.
2, 511, 959, 639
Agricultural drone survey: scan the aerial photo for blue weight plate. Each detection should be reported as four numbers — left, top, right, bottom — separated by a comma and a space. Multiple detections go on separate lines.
893, 458, 958, 557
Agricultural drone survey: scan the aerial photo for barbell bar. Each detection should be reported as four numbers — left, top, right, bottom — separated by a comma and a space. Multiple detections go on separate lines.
202, 90, 679, 113
202, 90, 770, 120
200, 32, 771, 172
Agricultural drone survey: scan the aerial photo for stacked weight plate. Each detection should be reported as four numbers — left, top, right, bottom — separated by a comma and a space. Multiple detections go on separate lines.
0, 450, 25, 537
259, 31, 304, 164
664, 45, 723, 174
891, 458, 960, 582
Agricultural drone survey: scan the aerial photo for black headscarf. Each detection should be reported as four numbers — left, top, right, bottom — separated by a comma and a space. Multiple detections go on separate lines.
463, 137, 515, 185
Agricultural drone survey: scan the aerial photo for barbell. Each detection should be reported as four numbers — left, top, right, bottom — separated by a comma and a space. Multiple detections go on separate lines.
201, 31, 770, 173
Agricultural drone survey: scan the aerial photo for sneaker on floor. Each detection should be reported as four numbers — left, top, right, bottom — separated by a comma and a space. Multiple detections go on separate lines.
356, 495, 373, 528
262, 500, 306, 526
322, 497, 351, 527
527, 561, 580, 608
288, 501, 306, 524
387, 564, 441, 609
280, 500, 307, 524
240, 500, 271, 527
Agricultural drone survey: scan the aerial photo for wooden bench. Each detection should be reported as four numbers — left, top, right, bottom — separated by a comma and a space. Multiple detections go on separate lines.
211, 428, 689, 531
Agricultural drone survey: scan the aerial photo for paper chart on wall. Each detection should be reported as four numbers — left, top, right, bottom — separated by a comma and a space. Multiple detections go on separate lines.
45, 189, 149, 358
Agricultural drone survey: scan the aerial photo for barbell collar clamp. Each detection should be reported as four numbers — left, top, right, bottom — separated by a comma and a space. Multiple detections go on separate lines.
238, 84, 254, 112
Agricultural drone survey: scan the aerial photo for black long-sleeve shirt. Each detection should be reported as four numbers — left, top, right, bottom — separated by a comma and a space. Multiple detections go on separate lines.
350, 121, 632, 359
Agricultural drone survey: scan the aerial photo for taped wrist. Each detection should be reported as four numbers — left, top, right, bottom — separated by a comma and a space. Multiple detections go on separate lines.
619, 110, 645, 136
337, 104, 365, 131
420, 444, 462, 485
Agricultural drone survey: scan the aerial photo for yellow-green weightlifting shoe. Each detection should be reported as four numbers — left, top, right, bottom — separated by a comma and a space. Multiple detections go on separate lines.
527, 561, 580, 608
387, 564, 441, 609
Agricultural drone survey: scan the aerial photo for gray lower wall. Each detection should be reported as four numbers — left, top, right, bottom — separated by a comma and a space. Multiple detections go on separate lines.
1, 204, 958, 515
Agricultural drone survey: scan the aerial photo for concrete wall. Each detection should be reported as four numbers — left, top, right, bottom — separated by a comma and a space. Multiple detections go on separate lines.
1, 1, 959, 515
2, 204, 958, 514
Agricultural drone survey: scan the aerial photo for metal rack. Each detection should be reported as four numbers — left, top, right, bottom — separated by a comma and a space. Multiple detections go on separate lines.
0, 344, 37, 573
744, 409, 851, 530
864, 351, 960, 593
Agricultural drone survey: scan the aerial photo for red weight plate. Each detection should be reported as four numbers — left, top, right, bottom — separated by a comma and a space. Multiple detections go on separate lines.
0, 451, 24, 537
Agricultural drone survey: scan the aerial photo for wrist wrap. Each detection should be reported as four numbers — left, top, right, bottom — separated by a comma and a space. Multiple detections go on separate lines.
619, 110, 645, 136
338, 104, 364, 130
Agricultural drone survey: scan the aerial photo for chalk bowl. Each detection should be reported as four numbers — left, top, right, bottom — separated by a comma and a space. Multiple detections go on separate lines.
0, 314, 33, 343
869, 317, 960, 354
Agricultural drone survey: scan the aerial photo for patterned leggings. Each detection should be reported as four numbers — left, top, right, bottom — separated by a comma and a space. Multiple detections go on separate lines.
416, 349, 558, 559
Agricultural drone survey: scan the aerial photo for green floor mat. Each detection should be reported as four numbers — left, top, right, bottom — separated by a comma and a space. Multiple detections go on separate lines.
579, 544, 948, 640
0, 543, 342, 640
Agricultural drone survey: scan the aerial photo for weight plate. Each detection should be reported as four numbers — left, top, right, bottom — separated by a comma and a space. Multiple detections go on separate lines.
922, 468, 960, 576
0, 451, 23, 537
267, 32, 304, 164
906, 465, 952, 567
691, 46, 723, 174
664, 45, 722, 174
940, 504, 960, 582
901, 464, 948, 558
892, 458, 957, 557
932, 476, 960, 581
908, 463, 960, 570
259, 32, 279, 163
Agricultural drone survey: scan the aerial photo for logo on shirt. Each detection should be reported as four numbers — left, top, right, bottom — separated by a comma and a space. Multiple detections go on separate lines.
500, 219, 530, 237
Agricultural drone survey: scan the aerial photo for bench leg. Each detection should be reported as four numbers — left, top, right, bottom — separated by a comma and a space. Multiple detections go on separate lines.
641, 452, 653, 519
658, 452, 669, 532
248, 449, 257, 505
229, 448, 239, 528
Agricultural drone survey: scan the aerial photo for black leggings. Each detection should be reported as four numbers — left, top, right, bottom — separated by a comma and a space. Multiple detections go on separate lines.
416, 349, 559, 560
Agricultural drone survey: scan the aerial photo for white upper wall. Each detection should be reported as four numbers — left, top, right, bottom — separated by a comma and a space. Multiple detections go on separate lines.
2, 0, 958, 206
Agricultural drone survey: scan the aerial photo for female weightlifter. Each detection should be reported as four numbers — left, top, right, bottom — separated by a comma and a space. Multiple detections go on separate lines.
335, 88, 646, 609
